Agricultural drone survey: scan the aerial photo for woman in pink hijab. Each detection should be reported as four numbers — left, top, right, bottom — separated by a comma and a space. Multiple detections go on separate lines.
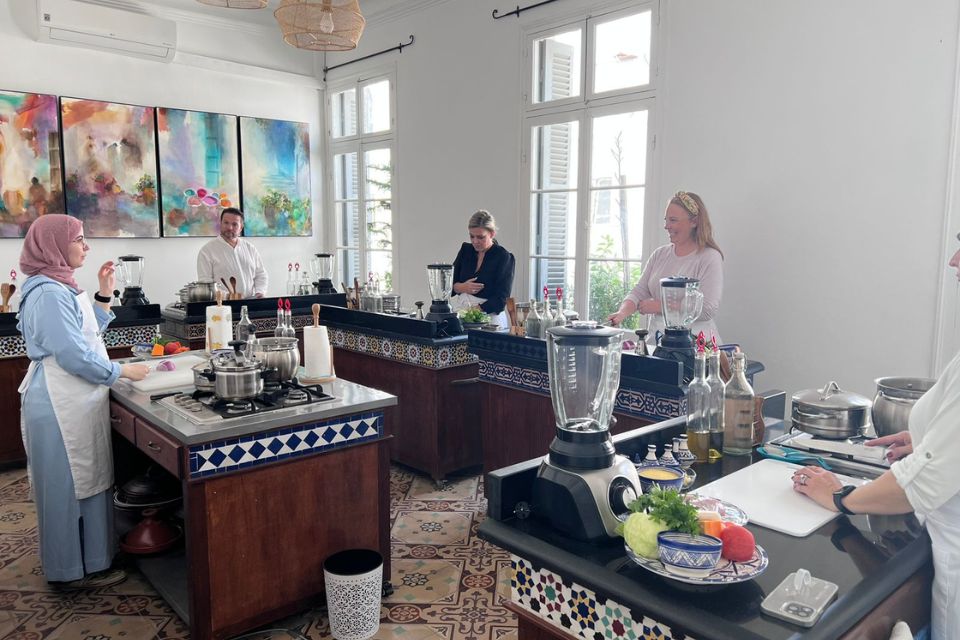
18, 214, 148, 588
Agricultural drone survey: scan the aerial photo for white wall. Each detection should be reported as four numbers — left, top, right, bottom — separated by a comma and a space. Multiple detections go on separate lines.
0, 0, 324, 301
338, 0, 960, 401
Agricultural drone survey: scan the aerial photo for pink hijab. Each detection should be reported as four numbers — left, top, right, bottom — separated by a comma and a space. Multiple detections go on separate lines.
20, 214, 83, 291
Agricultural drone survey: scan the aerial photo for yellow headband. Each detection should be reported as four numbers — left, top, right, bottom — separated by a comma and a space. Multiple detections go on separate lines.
674, 191, 700, 216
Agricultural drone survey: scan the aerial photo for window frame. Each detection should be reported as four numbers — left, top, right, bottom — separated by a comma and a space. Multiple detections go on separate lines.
326, 68, 398, 290
521, 1, 661, 321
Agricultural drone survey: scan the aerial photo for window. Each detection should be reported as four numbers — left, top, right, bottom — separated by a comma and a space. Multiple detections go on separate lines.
525, 4, 657, 329
328, 73, 395, 290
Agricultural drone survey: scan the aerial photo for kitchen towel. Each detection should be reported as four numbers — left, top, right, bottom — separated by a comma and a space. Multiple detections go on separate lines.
303, 325, 334, 379
694, 458, 867, 537
205, 305, 233, 352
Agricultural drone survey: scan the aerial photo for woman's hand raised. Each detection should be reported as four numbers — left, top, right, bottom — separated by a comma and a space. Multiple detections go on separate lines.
97, 261, 116, 299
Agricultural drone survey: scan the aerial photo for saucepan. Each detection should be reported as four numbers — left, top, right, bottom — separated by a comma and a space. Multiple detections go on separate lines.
872, 377, 935, 437
250, 337, 300, 383
791, 381, 872, 439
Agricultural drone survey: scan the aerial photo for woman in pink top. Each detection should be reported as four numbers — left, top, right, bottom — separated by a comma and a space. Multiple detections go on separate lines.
607, 191, 724, 344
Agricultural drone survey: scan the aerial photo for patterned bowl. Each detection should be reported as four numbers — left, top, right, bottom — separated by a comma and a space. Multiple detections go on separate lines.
656, 531, 723, 578
636, 465, 685, 494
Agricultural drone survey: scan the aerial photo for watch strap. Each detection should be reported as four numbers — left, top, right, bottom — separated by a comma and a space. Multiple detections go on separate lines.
833, 485, 857, 515
93, 292, 112, 303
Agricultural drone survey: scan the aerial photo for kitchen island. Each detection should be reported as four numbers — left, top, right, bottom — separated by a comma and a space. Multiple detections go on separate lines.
109, 372, 396, 640
479, 416, 931, 640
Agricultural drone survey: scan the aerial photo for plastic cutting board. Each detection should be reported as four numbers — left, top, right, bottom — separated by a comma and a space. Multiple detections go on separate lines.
694, 458, 867, 537
126, 355, 206, 392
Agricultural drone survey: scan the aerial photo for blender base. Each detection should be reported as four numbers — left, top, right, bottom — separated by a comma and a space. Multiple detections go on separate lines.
532, 455, 640, 542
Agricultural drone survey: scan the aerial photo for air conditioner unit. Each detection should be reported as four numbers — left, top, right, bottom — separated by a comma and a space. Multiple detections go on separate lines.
36, 0, 177, 63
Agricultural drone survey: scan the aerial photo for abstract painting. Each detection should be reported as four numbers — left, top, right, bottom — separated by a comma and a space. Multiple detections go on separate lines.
60, 97, 160, 237
239, 117, 312, 237
158, 107, 239, 237
0, 90, 64, 237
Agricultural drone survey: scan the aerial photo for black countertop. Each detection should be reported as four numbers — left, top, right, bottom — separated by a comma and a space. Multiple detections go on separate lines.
479, 417, 931, 640
0, 303, 162, 336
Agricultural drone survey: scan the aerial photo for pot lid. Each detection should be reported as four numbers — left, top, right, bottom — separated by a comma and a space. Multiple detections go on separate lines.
793, 381, 872, 410
212, 352, 262, 372
875, 377, 936, 398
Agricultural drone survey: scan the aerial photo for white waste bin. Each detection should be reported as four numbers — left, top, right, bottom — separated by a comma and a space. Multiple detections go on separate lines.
323, 549, 383, 640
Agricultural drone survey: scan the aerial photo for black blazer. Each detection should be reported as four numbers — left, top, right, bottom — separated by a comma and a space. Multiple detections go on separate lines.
451, 241, 516, 314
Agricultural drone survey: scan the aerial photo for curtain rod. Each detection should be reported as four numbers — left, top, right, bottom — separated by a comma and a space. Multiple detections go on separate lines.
492, 0, 564, 20
323, 35, 415, 81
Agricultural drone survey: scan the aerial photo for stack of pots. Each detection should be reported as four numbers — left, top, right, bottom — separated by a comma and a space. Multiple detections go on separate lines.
791, 381, 872, 439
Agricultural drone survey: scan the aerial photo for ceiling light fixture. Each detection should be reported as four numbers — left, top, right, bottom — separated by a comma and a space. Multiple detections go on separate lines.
274, 0, 365, 51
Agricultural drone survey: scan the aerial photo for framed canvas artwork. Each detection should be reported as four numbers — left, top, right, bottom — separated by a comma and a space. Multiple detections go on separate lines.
0, 90, 64, 237
157, 107, 239, 237
239, 116, 312, 237
60, 97, 160, 237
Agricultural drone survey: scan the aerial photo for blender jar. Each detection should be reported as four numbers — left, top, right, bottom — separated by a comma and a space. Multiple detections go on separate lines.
426, 264, 454, 302
312, 253, 334, 280
659, 277, 703, 330
117, 255, 145, 288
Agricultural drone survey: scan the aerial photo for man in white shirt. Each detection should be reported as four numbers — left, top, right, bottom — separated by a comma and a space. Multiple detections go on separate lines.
197, 208, 268, 298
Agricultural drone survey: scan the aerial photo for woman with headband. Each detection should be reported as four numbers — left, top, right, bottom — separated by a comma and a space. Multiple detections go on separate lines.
607, 191, 724, 344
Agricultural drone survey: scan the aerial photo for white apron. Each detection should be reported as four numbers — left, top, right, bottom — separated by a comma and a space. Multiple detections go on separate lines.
19, 289, 113, 500
450, 293, 509, 329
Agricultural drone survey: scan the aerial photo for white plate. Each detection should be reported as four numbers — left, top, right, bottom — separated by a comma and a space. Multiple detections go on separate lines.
684, 493, 749, 526
131, 345, 193, 359
625, 542, 768, 585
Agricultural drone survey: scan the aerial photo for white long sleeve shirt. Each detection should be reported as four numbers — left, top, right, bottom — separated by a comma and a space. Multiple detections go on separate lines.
626, 244, 724, 344
890, 350, 960, 639
196, 236, 268, 298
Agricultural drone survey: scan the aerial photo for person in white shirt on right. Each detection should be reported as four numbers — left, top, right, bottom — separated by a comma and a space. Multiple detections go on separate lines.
793, 232, 960, 639
197, 207, 268, 299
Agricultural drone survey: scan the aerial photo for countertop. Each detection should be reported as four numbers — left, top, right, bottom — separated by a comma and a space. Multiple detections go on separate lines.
479, 417, 931, 640
109, 365, 397, 445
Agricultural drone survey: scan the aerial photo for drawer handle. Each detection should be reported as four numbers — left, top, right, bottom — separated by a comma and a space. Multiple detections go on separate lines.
146, 441, 162, 452
110, 416, 121, 424
451, 377, 479, 386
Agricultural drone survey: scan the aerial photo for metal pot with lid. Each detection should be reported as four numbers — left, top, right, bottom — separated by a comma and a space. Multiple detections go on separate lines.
205, 341, 273, 401
791, 381, 872, 439
872, 377, 935, 437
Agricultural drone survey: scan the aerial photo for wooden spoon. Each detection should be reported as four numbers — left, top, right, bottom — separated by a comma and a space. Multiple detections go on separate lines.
215, 288, 223, 306
220, 277, 230, 296
0, 283, 9, 313
505, 297, 518, 333
229, 276, 238, 297
312, 303, 320, 328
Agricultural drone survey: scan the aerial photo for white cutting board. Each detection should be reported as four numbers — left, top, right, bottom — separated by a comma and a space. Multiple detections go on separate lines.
695, 459, 867, 537
126, 355, 206, 392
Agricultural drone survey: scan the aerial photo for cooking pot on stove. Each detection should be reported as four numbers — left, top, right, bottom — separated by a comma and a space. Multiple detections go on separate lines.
205, 341, 274, 401
181, 280, 217, 303
792, 381, 872, 439
872, 377, 936, 437
250, 337, 300, 383
192, 360, 215, 392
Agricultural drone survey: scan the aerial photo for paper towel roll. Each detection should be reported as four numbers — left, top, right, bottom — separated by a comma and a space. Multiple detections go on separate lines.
206, 305, 233, 352
303, 325, 333, 378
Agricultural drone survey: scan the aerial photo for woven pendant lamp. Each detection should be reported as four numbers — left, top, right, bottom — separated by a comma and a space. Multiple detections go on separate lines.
196, 0, 268, 8
274, 0, 365, 51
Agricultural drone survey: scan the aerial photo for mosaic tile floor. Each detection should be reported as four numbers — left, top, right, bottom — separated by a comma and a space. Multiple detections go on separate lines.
0, 465, 517, 640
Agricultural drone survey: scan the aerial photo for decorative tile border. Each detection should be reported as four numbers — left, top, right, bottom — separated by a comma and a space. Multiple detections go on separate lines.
0, 324, 157, 359
188, 410, 383, 478
328, 326, 477, 370
511, 555, 695, 640
477, 360, 684, 421
184, 315, 316, 340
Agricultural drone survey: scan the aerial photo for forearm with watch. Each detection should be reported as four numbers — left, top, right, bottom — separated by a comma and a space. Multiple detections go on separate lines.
833, 472, 913, 516
93, 289, 113, 311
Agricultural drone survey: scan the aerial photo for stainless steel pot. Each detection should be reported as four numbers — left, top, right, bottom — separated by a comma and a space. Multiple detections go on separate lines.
192, 361, 215, 392
250, 337, 300, 382
184, 281, 217, 303
791, 381, 872, 439
207, 345, 267, 400
382, 293, 401, 314
872, 377, 935, 437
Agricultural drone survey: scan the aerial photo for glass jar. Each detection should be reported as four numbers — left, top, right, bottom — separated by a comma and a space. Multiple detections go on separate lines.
723, 351, 755, 456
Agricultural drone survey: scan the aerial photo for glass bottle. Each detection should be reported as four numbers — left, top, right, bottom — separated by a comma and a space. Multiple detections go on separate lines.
274, 300, 286, 338
707, 350, 725, 460
723, 351, 755, 456
237, 305, 256, 342
283, 306, 296, 338
524, 298, 542, 339
686, 351, 711, 462
286, 263, 296, 295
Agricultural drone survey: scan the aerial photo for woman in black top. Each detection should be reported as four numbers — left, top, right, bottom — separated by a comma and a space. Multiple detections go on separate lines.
451, 210, 515, 323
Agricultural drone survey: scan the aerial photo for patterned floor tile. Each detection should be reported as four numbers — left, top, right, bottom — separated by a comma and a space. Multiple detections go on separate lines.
388, 558, 463, 604
407, 476, 479, 501
45, 613, 159, 639
0, 502, 35, 535
392, 511, 472, 545
0, 551, 56, 591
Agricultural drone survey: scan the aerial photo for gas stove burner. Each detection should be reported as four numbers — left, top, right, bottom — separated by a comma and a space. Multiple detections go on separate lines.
224, 401, 254, 415
284, 389, 310, 405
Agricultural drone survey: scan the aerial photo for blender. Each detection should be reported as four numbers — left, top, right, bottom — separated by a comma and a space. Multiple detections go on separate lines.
532, 321, 641, 541
311, 253, 337, 295
652, 276, 703, 383
116, 255, 149, 306
424, 263, 462, 335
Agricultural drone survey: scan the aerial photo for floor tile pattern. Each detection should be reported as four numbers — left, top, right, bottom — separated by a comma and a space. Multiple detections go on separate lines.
0, 465, 516, 640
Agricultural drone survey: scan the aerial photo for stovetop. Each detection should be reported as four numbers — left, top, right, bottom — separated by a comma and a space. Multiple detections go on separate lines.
157, 381, 335, 425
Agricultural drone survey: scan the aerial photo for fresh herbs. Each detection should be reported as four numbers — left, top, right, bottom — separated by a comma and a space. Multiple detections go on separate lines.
628, 489, 702, 536
459, 307, 489, 324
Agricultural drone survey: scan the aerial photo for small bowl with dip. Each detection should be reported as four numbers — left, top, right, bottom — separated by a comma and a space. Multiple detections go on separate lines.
636, 465, 685, 494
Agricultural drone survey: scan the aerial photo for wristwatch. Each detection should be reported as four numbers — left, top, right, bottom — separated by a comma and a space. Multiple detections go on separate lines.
832, 485, 857, 515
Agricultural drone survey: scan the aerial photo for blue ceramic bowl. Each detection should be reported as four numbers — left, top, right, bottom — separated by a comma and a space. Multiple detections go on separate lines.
657, 531, 723, 578
636, 465, 685, 494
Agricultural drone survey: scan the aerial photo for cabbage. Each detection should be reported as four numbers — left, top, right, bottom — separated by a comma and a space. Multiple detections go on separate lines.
623, 512, 669, 559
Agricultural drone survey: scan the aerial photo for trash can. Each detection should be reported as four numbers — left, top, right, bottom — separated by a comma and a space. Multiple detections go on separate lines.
323, 549, 383, 640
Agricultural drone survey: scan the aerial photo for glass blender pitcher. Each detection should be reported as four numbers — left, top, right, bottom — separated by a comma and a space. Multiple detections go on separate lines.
424, 264, 462, 334
533, 321, 641, 541
311, 253, 337, 294
653, 276, 703, 381
116, 255, 149, 305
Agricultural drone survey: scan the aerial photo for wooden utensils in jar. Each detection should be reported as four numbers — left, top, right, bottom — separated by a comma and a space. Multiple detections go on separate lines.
0, 282, 13, 313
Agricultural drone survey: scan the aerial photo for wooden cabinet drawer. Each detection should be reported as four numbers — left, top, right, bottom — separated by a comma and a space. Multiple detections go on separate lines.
109, 402, 136, 443
134, 418, 182, 478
